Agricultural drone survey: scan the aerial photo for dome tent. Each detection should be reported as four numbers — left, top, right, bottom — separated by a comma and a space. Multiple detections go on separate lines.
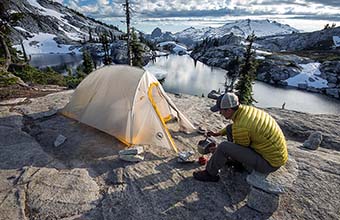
61, 65, 196, 152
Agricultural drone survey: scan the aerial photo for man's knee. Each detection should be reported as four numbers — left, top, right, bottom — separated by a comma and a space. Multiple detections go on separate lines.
216, 141, 233, 155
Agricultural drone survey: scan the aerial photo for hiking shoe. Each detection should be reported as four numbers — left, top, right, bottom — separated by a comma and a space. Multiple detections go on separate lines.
193, 170, 220, 182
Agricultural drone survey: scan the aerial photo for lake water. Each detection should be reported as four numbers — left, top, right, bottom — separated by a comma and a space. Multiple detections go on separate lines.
29, 53, 102, 75
30, 53, 340, 114
145, 54, 340, 114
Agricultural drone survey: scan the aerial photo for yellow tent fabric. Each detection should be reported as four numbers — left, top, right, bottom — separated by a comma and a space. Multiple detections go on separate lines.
61, 65, 196, 152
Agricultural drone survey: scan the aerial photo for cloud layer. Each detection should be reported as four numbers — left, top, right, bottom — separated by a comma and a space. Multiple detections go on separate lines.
62, 0, 340, 20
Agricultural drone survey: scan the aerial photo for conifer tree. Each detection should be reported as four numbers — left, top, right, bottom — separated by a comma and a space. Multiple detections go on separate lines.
82, 50, 94, 75
123, 0, 132, 65
20, 40, 28, 62
224, 56, 240, 93
130, 28, 144, 67
0, 0, 23, 71
100, 33, 112, 65
234, 32, 258, 105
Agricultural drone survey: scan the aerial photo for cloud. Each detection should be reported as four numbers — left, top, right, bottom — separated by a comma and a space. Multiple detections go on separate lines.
64, 0, 340, 22
308, 0, 340, 7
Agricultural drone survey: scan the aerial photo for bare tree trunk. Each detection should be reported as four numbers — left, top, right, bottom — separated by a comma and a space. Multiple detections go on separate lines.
0, 33, 11, 71
125, 0, 132, 66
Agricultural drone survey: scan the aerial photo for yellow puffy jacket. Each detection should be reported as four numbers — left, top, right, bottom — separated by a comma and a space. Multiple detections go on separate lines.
220, 105, 288, 167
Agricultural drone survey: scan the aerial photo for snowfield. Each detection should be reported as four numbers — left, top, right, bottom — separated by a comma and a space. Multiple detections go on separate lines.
285, 63, 328, 89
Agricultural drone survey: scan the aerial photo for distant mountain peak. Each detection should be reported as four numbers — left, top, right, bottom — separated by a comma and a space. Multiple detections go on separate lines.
145, 19, 299, 47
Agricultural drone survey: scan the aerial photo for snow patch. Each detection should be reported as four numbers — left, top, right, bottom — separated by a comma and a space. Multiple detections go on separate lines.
158, 41, 187, 54
14, 26, 30, 33
13, 32, 81, 55
285, 63, 328, 89
27, 0, 64, 20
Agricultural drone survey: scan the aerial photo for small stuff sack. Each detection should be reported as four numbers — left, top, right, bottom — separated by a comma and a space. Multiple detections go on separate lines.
119, 145, 145, 162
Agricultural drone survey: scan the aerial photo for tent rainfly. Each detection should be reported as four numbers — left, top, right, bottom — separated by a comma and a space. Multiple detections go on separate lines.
61, 65, 196, 153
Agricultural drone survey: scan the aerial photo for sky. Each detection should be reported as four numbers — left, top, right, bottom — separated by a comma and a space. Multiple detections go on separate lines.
55, 0, 340, 33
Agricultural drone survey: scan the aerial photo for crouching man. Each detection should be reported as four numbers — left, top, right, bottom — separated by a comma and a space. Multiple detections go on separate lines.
193, 93, 288, 182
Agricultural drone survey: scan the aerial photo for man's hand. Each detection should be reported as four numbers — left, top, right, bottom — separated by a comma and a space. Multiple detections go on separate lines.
207, 131, 220, 137
208, 145, 217, 154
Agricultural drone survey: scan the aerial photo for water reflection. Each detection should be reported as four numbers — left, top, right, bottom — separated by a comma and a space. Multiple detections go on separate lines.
145, 55, 227, 96
145, 54, 340, 114
29, 53, 102, 75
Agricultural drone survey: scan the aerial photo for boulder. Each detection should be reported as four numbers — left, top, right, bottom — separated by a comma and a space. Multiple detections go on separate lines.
247, 186, 280, 214
245, 158, 298, 213
22, 168, 100, 219
303, 131, 323, 150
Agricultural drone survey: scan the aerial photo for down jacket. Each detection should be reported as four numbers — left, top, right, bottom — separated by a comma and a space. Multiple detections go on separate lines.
220, 105, 288, 167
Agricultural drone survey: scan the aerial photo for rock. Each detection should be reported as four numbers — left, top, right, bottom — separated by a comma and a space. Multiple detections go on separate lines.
1, 91, 340, 220
266, 108, 340, 151
303, 131, 323, 150
25, 168, 100, 219
327, 83, 337, 88
119, 154, 144, 162
328, 75, 338, 84
0, 97, 28, 106
151, 27, 162, 38
246, 158, 298, 194
246, 158, 299, 214
278, 80, 288, 86
111, 168, 125, 185
246, 171, 284, 194
298, 83, 308, 90
54, 134, 67, 147
0, 188, 26, 220
325, 88, 340, 98
12, 90, 73, 119
247, 186, 280, 214
119, 146, 144, 155
0, 107, 23, 129
306, 86, 319, 93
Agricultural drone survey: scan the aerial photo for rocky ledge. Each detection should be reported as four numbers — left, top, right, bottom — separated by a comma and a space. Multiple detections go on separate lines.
0, 91, 340, 219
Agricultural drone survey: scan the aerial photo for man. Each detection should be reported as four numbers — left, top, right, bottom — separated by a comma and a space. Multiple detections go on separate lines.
193, 93, 288, 182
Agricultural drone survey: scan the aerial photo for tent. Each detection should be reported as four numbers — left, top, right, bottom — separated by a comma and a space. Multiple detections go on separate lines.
61, 65, 196, 153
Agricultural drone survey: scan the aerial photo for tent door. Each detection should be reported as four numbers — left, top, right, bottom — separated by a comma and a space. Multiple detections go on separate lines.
147, 82, 178, 153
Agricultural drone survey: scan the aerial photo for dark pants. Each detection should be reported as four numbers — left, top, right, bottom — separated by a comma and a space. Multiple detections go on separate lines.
206, 124, 279, 176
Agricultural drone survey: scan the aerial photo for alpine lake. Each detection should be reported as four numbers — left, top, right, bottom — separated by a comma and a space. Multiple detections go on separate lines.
30, 53, 340, 114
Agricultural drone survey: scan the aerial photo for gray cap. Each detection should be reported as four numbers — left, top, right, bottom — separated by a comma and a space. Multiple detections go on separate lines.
210, 93, 239, 112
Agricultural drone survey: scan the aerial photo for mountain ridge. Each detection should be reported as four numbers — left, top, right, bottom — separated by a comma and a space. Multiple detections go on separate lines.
7, 0, 123, 54
145, 19, 299, 46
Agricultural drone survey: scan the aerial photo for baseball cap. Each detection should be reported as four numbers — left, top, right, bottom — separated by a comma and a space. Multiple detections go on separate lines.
210, 93, 239, 112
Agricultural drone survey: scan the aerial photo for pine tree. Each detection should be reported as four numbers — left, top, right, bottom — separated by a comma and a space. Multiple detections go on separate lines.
100, 33, 112, 65
224, 56, 240, 93
130, 29, 144, 67
20, 40, 28, 62
234, 32, 258, 105
82, 50, 94, 75
123, 0, 132, 65
0, 0, 23, 71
